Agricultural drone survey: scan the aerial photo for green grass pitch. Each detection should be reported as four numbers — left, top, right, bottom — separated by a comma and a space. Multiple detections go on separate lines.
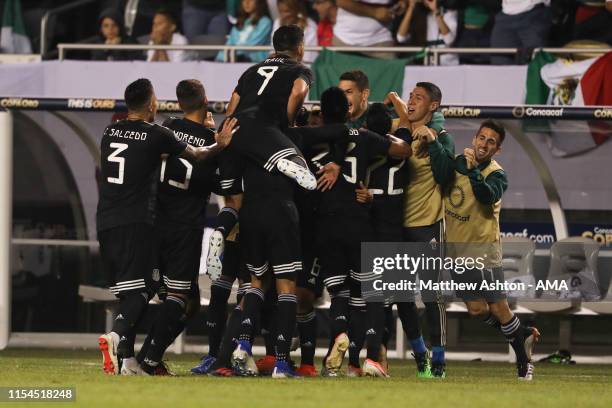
1, 349, 611, 408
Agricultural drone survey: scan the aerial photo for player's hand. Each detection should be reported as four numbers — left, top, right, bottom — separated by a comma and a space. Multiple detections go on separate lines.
203, 111, 216, 129
214, 117, 239, 148
356, 181, 373, 204
384, 91, 400, 106
423, 0, 438, 13
317, 162, 340, 192
386, 93, 410, 129
464, 148, 476, 169
413, 125, 437, 143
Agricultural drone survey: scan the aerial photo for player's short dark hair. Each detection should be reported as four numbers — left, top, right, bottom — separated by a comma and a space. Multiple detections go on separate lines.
273, 25, 304, 54
176, 79, 206, 113
124, 78, 153, 111
478, 119, 506, 145
154, 9, 177, 25
416, 82, 442, 103
339, 70, 369, 92
320, 86, 348, 124
365, 103, 392, 136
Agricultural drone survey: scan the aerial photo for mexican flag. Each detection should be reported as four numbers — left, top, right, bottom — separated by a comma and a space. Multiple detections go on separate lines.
525, 51, 612, 156
1, 0, 32, 54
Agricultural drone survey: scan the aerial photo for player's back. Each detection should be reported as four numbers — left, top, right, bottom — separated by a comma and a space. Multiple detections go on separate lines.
317, 128, 390, 218
233, 55, 313, 128
367, 146, 408, 240
157, 117, 217, 229
97, 119, 186, 232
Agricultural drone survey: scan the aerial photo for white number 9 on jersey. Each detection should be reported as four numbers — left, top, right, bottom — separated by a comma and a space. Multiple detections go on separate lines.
257, 66, 279, 95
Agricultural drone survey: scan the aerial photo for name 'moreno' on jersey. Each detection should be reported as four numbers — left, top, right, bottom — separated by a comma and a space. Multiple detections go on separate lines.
157, 117, 219, 228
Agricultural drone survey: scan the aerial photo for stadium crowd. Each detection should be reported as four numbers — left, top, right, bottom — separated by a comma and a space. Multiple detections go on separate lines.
2, 0, 611, 63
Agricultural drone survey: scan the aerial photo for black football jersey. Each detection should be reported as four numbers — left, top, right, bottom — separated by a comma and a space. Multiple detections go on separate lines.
157, 117, 217, 229
317, 128, 391, 218
234, 55, 314, 129
97, 119, 187, 232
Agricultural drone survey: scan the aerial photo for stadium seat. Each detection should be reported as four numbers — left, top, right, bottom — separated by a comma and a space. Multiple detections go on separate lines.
501, 236, 536, 312
519, 237, 601, 313
582, 249, 612, 314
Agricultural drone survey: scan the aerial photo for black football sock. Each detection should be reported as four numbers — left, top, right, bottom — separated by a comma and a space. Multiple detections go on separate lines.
143, 295, 186, 369
348, 306, 366, 367
329, 291, 350, 339
238, 287, 265, 343
365, 302, 385, 362
136, 325, 154, 363
424, 301, 446, 348
140, 317, 187, 363
261, 292, 278, 356
501, 315, 528, 363
482, 312, 502, 331
113, 292, 149, 359
396, 301, 422, 341
297, 309, 317, 366
382, 305, 394, 348
212, 305, 243, 369
326, 290, 350, 357
275, 293, 297, 363
236, 283, 250, 304
207, 279, 232, 357
216, 207, 239, 239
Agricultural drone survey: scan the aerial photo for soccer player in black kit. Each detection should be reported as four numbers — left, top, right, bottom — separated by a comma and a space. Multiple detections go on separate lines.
96, 78, 237, 375
221, 24, 318, 193
313, 88, 412, 378
135, 79, 240, 375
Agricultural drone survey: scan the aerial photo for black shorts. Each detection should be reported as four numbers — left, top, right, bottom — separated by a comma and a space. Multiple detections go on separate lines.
371, 198, 404, 242
403, 220, 444, 303
451, 266, 507, 302
316, 214, 373, 294
98, 223, 156, 298
231, 115, 304, 173
240, 198, 302, 280
221, 239, 251, 284
154, 225, 203, 295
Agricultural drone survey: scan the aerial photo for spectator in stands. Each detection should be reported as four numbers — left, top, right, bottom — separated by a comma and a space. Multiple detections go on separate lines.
396, 0, 459, 65
216, 0, 272, 62
455, 0, 499, 64
313, 0, 337, 46
91, 8, 143, 61
272, 0, 318, 62
333, 0, 397, 59
572, 0, 612, 45
181, 0, 230, 40
490, 0, 552, 65
147, 9, 190, 62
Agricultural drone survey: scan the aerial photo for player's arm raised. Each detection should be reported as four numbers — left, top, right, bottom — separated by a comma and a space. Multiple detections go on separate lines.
387, 134, 412, 158
181, 117, 239, 161
226, 91, 240, 117
287, 78, 310, 126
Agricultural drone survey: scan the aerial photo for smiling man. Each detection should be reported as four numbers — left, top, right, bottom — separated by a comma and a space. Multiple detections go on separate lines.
427, 119, 541, 381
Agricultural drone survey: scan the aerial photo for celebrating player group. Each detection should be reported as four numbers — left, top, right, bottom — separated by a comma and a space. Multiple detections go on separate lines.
96, 24, 540, 380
